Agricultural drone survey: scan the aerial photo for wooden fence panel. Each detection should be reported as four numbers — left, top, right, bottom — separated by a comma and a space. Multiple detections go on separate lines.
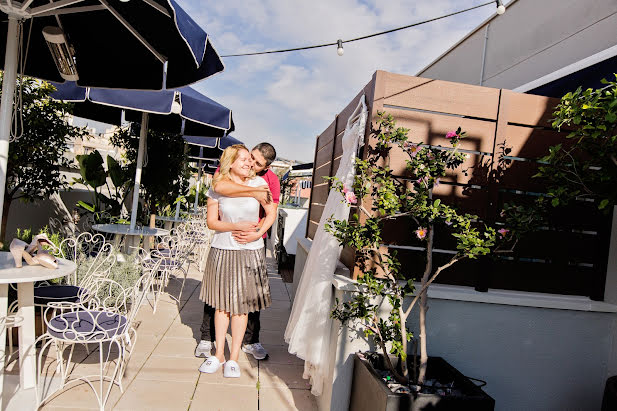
305, 71, 611, 299
382, 72, 501, 120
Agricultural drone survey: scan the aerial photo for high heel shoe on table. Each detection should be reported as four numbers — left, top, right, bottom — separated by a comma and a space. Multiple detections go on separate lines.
26, 233, 57, 255
9, 238, 58, 269
10, 238, 34, 268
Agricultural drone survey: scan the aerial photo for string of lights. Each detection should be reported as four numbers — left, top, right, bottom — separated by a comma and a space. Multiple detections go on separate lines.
220, 0, 505, 58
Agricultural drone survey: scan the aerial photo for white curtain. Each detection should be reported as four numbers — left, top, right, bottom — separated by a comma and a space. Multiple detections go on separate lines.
285, 96, 367, 396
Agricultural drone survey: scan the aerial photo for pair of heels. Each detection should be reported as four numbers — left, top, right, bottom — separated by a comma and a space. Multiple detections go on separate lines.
9, 234, 58, 269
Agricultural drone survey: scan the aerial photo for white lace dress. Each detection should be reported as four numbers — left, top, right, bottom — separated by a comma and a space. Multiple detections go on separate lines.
285, 97, 367, 396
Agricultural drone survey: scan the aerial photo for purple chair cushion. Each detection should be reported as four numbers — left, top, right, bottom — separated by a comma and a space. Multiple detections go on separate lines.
34, 285, 84, 305
156, 248, 177, 258
48, 310, 128, 341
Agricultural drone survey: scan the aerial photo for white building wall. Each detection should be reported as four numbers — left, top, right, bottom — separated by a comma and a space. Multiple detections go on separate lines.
294, 239, 617, 411
419, 0, 617, 89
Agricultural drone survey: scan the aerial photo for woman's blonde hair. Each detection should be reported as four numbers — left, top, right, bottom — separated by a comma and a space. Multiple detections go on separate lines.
212, 144, 254, 187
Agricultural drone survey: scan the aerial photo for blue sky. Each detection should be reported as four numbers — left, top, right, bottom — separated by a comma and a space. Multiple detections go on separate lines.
79, 1, 502, 162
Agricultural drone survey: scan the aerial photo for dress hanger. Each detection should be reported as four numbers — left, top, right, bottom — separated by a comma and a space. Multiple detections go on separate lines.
347, 94, 367, 129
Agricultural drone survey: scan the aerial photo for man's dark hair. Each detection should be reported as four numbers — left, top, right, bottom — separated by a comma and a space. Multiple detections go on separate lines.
253, 142, 276, 166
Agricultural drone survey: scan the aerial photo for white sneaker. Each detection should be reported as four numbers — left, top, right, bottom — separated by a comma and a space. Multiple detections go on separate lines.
242, 342, 268, 360
223, 360, 241, 378
199, 357, 224, 373
194, 340, 213, 358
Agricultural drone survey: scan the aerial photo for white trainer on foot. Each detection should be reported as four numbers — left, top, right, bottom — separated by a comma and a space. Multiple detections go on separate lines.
195, 340, 213, 358
223, 360, 241, 378
242, 342, 268, 360
199, 357, 224, 373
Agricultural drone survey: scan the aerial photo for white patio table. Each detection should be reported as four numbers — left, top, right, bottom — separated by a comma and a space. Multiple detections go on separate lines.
92, 224, 170, 253
0, 252, 76, 389
154, 215, 186, 230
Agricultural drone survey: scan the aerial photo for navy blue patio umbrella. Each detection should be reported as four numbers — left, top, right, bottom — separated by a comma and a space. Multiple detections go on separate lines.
0, 0, 225, 237
52, 82, 234, 137
185, 135, 244, 161
0, 1, 224, 89
52, 82, 234, 229
183, 135, 244, 211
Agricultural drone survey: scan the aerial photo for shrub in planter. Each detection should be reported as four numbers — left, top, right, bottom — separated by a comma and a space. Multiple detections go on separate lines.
75, 254, 142, 304
327, 112, 510, 404
350, 353, 494, 411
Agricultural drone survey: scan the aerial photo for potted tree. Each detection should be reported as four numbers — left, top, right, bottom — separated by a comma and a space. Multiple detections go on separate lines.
326, 112, 505, 410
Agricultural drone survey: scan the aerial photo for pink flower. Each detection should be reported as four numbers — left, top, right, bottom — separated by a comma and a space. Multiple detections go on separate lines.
416, 176, 429, 186
446, 131, 458, 139
433, 178, 440, 187
342, 185, 348, 194
498, 228, 509, 238
345, 191, 357, 205
407, 143, 420, 157
416, 227, 427, 240
427, 151, 435, 160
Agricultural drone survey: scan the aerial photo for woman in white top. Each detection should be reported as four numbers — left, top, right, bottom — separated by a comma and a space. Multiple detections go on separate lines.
198, 144, 277, 378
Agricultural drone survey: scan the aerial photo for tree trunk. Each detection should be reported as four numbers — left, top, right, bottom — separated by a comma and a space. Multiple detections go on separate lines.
418, 224, 434, 385
399, 304, 409, 381
1, 195, 12, 244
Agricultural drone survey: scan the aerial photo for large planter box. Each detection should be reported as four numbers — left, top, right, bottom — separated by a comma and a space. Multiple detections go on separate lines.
349, 353, 495, 411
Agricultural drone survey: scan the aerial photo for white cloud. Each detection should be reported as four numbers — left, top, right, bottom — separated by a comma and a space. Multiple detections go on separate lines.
176, 0, 496, 162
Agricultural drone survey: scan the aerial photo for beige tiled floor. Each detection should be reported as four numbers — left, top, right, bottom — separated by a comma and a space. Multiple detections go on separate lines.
4, 251, 317, 411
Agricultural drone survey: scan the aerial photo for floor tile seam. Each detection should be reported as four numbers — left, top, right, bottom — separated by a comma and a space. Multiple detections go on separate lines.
110, 279, 200, 410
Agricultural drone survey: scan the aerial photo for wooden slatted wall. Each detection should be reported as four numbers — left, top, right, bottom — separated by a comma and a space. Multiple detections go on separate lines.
306, 71, 611, 299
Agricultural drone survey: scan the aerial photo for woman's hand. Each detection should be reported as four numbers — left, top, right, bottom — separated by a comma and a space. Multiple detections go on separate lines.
232, 230, 263, 244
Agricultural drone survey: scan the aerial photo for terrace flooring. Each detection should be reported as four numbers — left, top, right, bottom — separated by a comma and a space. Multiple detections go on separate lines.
3, 250, 317, 410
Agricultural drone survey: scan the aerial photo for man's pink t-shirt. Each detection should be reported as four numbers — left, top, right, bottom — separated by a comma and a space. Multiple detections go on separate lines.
259, 169, 280, 238
213, 167, 280, 238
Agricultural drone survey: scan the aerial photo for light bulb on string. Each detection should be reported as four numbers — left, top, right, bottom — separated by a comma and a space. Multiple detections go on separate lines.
496, 0, 506, 14
336, 39, 344, 56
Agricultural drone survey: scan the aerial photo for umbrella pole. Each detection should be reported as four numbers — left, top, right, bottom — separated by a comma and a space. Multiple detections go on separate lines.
193, 159, 202, 212
130, 112, 149, 230
0, 17, 19, 239
174, 198, 181, 218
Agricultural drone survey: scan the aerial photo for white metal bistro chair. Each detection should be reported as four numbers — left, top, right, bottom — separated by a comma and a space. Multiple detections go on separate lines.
32, 233, 116, 335
144, 229, 195, 312
34, 258, 159, 411
182, 216, 213, 272
0, 312, 23, 410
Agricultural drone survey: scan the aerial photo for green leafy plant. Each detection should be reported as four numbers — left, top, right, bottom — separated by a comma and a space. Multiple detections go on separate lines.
185, 181, 209, 211
110, 126, 191, 222
76, 253, 142, 304
327, 112, 508, 386
72, 150, 131, 223
2, 226, 64, 255
0, 75, 88, 241
535, 75, 617, 211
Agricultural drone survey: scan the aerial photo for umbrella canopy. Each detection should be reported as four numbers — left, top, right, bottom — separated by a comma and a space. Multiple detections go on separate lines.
185, 135, 244, 161
52, 82, 234, 137
0, 0, 224, 89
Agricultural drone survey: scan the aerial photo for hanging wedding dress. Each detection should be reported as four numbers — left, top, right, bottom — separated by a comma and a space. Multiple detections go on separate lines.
285, 96, 367, 396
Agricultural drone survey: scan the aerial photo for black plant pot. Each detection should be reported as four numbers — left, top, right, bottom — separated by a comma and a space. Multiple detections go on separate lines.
601, 376, 617, 411
349, 353, 495, 411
